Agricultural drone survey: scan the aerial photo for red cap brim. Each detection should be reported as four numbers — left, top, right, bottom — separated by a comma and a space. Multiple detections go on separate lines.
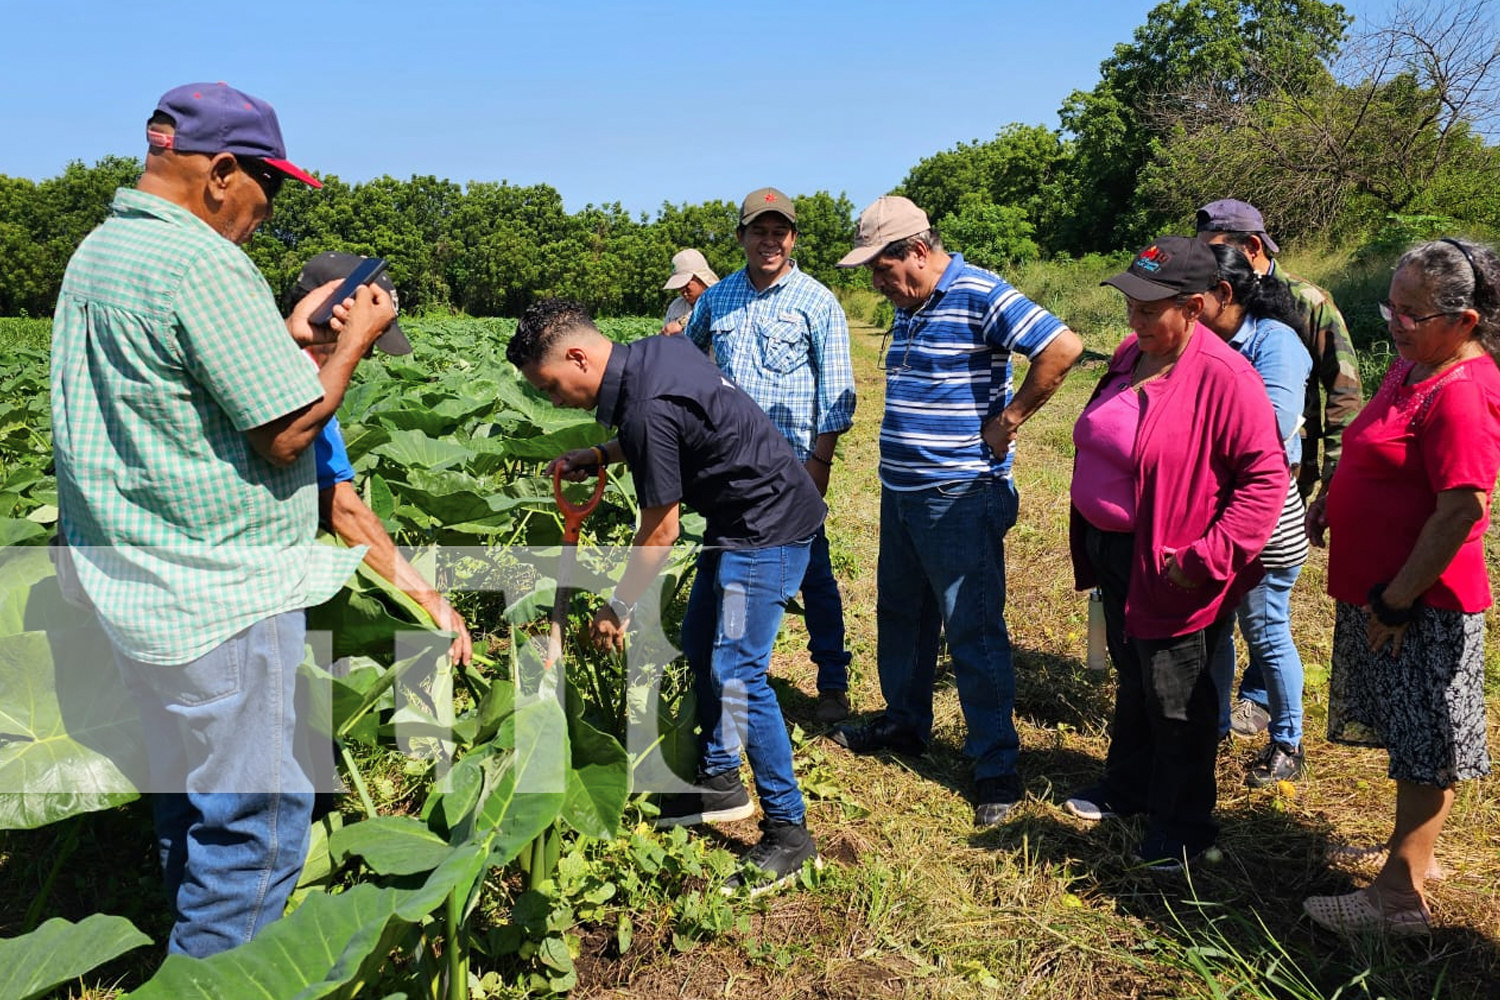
263, 157, 322, 189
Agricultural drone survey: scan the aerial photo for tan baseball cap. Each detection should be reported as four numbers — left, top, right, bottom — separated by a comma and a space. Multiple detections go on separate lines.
740, 187, 797, 227
663, 248, 720, 290
837, 196, 931, 267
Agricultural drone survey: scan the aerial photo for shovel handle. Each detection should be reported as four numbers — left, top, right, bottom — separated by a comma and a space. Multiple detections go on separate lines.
553, 464, 606, 543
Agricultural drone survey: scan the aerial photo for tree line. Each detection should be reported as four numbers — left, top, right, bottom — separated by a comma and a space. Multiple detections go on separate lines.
0, 164, 860, 319
2, 0, 1497, 320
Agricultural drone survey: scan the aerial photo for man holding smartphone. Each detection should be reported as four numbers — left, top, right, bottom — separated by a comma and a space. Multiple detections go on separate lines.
51, 83, 392, 957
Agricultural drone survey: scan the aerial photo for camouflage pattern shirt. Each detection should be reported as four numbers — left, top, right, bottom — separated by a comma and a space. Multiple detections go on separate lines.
1270, 260, 1363, 498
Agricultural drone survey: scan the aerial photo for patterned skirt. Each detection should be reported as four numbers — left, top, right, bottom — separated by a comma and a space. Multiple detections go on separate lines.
1327, 600, 1490, 786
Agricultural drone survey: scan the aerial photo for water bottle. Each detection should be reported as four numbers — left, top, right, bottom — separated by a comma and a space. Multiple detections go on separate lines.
1087, 589, 1109, 671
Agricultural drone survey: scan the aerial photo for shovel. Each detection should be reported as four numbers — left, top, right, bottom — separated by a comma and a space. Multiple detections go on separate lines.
544, 463, 607, 671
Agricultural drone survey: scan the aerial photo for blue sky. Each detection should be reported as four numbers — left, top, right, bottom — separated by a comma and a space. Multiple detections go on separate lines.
2, 0, 1397, 217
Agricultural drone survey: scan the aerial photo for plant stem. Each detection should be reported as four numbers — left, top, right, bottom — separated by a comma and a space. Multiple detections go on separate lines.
446, 888, 467, 1000
23, 816, 79, 932
340, 740, 380, 820
527, 831, 547, 891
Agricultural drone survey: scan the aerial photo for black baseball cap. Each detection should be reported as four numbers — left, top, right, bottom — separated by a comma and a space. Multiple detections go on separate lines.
290, 252, 411, 355
1102, 236, 1218, 301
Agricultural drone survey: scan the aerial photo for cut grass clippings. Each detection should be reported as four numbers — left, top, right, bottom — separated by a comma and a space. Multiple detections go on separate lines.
704, 312, 1500, 1000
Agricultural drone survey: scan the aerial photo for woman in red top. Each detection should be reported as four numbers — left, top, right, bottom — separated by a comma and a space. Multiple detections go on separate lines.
1303, 238, 1500, 938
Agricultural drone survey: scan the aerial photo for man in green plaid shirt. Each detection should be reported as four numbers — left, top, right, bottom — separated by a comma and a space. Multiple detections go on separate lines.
51, 82, 394, 958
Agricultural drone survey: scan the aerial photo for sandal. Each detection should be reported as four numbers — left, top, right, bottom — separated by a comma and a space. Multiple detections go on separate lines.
1325, 843, 1446, 881
1302, 891, 1432, 939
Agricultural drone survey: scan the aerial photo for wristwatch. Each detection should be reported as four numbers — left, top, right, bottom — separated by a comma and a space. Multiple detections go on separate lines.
607, 595, 635, 621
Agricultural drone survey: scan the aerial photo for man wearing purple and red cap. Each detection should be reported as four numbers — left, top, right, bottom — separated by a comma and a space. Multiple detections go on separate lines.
1195, 199, 1361, 504
51, 83, 393, 957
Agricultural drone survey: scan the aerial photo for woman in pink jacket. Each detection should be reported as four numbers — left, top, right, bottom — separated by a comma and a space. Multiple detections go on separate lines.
1062, 237, 1286, 872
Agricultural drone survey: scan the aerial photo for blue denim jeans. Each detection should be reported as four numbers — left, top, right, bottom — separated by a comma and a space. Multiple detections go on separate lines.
681, 538, 813, 824
801, 525, 850, 691
112, 611, 314, 958
876, 477, 1020, 780
1210, 563, 1305, 747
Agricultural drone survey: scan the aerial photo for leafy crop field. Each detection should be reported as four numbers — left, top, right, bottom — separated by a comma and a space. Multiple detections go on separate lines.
2, 293, 1499, 999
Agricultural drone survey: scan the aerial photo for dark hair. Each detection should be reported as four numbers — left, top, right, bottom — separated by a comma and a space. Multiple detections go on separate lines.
1396, 238, 1500, 356
1206, 230, 1277, 259
507, 298, 596, 368
1208, 242, 1307, 339
877, 228, 944, 261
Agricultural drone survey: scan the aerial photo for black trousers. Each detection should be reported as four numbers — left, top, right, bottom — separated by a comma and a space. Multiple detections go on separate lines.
1085, 523, 1229, 853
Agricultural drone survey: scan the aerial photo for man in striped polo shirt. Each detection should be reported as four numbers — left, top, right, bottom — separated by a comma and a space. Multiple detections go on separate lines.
830, 196, 1082, 826
51, 83, 393, 956
684, 187, 857, 724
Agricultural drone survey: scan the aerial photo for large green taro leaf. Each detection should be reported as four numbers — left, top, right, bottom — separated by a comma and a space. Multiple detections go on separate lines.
0, 913, 152, 1000
0, 517, 46, 547
560, 685, 629, 840
394, 468, 498, 525
476, 695, 568, 866
367, 405, 457, 438
0, 625, 144, 829
0, 547, 58, 638
396, 468, 551, 530
371, 429, 473, 471
127, 847, 486, 1000
502, 423, 609, 460
329, 815, 454, 876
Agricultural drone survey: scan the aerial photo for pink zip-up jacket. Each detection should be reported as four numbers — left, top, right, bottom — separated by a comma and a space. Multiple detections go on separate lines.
1070, 323, 1287, 639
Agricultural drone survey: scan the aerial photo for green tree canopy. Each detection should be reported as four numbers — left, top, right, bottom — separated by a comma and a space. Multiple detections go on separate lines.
1056, 0, 1351, 252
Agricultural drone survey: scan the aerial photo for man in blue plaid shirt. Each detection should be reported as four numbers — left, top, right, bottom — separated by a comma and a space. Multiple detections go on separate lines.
684, 187, 857, 724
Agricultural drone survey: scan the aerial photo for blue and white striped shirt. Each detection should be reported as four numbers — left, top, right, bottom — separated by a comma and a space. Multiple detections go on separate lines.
881, 253, 1066, 489
684, 263, 855, 461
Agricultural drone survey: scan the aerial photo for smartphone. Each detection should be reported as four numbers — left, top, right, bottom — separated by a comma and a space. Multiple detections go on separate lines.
307, 257, 387, 326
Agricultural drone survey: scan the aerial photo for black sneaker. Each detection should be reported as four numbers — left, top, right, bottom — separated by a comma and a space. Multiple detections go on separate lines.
1132, 833, 1211, 874
721, 819, 820, 897
652, 769, 754, 828
974, 773, 1024, 827
1245, 741, 1305, 788
828, 714, 927, 756
814, 689, 851, 724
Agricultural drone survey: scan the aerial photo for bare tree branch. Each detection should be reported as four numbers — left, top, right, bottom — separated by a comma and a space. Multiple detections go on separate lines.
1140, 0, 1500, 240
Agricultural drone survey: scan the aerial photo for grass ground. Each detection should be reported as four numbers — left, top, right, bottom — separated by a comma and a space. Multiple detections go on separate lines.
7, 252, 1500, 997
572, 309, 1500, 1000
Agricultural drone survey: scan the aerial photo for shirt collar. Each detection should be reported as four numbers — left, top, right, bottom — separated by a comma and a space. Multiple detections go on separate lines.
1226, 312, 1257, 349
934, 252, 966, 295
595, 340, 630, 428
111, 187, 219, 239
744, 260, 801, 295
900, 252, 966, 321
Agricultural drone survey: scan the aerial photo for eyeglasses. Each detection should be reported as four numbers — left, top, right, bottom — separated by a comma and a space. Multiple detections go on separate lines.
1378, 301, 1455, 331
235, 156, 284, 200
881, 310, 932, 376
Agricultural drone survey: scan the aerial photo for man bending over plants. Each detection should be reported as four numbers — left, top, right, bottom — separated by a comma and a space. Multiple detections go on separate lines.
508, 299, 824, 894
